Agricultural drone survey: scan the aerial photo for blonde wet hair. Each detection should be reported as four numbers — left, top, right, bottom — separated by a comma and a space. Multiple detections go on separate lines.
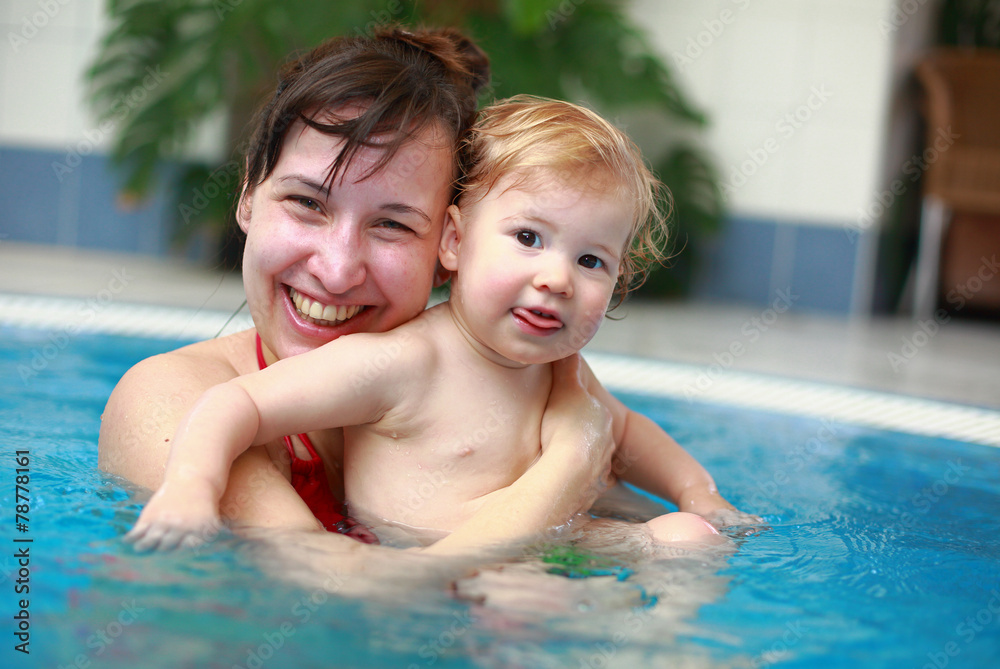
458, 94, 671, 302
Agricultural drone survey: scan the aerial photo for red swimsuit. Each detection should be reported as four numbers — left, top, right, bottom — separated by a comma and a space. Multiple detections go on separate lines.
255, 334, 374, 541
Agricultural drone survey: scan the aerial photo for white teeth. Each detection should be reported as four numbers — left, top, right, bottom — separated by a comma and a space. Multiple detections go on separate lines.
289, 287, 362, 325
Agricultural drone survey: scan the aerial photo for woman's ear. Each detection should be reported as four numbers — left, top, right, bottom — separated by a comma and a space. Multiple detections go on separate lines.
439, 204, 463, 272
236, 181, 253, 233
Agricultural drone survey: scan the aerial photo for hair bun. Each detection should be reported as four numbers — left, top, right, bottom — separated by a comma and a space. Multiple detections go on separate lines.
376, 25, 491, 96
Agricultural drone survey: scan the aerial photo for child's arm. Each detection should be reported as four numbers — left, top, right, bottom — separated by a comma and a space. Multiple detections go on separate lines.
126, 331, 410, 550
124, 381, 264, 550
580, 361, 759, 527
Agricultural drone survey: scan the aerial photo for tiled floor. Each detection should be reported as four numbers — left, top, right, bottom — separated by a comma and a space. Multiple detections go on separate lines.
2, 242, 998, 410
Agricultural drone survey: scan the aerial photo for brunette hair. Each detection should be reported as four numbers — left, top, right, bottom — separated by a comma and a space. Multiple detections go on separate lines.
242, 25, 490, 193
458, 95, 670, 301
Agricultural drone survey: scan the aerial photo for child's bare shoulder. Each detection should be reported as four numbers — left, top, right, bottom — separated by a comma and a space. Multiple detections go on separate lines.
344, 308, 444, 373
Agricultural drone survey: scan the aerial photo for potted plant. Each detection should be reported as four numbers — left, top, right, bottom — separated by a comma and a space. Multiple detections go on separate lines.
87, 0, 724, 294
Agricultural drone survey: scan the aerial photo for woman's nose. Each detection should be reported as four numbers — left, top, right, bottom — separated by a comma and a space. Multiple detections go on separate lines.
309, 225, 367, 294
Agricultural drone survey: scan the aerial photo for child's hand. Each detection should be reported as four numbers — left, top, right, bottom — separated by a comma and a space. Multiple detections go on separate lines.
125, 485, 223, 551
703, 507, 767, 536
677, 487, 764, 533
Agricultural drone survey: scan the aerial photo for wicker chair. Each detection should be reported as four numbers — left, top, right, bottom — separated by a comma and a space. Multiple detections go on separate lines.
911, 48, 1000, 319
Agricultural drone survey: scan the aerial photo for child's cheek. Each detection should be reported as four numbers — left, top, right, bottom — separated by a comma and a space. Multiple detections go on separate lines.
572, 307, 606, 347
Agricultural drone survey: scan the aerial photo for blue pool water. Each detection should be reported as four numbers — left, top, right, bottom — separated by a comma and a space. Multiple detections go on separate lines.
1, 325, 999, 668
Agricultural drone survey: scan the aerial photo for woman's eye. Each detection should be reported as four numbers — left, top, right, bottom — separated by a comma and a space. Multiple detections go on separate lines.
294, 197, 321, 212
515, 230, 541, 248
579, 254, 604, 270
378, 219, 413, 233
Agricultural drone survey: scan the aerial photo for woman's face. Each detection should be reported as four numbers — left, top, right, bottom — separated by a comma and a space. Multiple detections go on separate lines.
239, 118, 455, 361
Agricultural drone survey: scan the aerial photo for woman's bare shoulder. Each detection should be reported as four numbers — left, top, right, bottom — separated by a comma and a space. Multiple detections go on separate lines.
98, 330, 256, 487
115, 330, 253, 396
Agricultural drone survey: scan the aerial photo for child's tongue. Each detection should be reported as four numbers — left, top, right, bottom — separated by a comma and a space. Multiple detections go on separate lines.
513, 307, 562, 329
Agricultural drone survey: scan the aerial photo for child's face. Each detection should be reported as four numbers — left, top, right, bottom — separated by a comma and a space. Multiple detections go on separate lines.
442, 172, 631, 366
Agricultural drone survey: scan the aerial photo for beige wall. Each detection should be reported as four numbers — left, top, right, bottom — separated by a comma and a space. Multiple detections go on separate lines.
628, 0, 930, 229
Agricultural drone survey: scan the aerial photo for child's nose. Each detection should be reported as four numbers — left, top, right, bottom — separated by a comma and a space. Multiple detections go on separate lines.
533, 257, 573, 298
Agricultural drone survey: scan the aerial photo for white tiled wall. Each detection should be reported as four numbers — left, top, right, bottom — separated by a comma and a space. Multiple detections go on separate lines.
629, 0, 905, 227
1, 0, 106, 148
1, 0, 226, 160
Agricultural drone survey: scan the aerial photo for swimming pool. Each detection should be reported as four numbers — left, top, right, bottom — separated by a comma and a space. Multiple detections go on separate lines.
2, 304, 999, 669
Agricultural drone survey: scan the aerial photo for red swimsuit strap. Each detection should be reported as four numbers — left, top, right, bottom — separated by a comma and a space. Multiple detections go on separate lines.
254, 332, 320, 460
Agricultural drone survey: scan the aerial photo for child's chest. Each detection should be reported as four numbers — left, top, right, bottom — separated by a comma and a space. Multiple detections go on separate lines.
350, 364, 551, 493
425, 376, 546, 472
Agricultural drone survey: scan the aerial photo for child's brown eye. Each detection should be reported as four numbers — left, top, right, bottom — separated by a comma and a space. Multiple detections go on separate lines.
516, 230, 540, 248
579, 255, 604, 270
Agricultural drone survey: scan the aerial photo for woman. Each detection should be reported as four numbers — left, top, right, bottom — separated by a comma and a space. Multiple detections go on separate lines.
98, 25, 615, 556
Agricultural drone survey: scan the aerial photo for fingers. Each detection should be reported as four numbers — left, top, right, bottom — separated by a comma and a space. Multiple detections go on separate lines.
704, 508, 769, 535
124, 516, 223, 552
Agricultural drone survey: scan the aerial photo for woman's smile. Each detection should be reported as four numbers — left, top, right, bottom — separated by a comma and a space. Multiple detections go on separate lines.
288, 287, 365, 326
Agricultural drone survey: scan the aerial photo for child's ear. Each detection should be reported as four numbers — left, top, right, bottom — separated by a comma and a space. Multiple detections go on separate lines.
432, 261, 452, 288
439, 204, 463, 272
